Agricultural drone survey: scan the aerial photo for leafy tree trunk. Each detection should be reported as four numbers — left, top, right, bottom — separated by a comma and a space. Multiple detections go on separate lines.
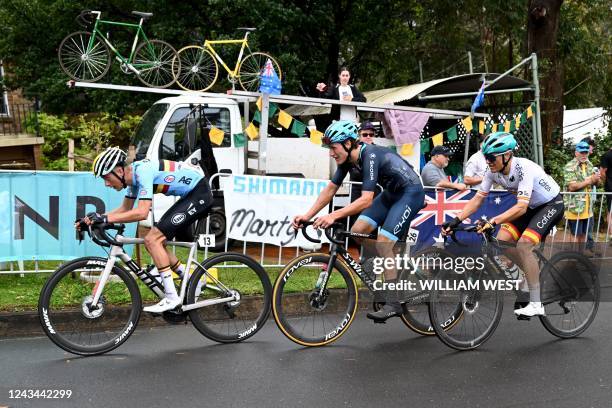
527, 0, 564, 150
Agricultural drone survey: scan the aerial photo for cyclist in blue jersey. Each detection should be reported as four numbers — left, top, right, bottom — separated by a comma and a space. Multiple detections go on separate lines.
77, 147, 213, 313
292, 121, 425, 322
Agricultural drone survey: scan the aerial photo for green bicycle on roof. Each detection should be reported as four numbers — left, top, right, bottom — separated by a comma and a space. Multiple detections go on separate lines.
58, 10, 178, 88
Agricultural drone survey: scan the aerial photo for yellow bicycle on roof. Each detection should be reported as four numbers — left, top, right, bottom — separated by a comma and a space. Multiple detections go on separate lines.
172, 28, 281, 92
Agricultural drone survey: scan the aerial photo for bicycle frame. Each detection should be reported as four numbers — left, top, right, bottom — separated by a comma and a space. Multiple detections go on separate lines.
89, 234, 236, 313
203, 31, 252, 77
86, 11, 153, 74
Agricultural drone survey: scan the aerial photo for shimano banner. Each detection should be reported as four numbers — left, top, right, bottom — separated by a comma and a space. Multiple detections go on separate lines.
224, 175, 330, 247
0, 170, 137, 262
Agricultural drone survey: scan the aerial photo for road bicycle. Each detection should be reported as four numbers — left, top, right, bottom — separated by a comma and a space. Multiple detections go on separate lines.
38, 221, 272, 356
428, 224, 600, 351
172, 28, 281, 92
58, 10, 178, 88
272, 222, 463, 347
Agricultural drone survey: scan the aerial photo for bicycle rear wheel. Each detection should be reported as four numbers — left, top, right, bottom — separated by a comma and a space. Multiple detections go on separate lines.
238, 52, 282, 92
58, 31, 111, 82
38, 257, 141, 356
272, 253, 358, 347
172, 45, 218, 91
134, 39, 177, 88
186, 253, 271, 343
429, 263, 503, 350
539, 251, 600, 338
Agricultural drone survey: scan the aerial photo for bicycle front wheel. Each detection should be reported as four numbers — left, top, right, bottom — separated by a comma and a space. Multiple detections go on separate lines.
58, 31, 111, 82
134, 39, 178, 88
238, 52, 282, 92
399, 247, 463, 336
429, 263, 503, 351
186, 253, 271, 343
539, 251, 600, 338
173, 45, 218, 91
38, 257, 141, 356
273, 253, 358, 347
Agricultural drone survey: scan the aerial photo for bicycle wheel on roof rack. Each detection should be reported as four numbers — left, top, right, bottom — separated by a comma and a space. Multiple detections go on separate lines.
238, 52, 281, 92
58, 31, 111, 82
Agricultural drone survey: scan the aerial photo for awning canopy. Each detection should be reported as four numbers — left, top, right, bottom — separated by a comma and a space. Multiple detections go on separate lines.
285, 73, 532, 116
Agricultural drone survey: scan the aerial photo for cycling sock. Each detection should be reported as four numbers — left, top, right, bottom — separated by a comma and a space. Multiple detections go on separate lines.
159, 266, 179, 300
170, 260, 185, 279
529, 283, 541, 303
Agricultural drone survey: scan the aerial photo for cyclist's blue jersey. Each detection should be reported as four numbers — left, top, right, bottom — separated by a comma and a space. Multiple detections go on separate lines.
331, 144, 422, 192
126, 159, 204, 200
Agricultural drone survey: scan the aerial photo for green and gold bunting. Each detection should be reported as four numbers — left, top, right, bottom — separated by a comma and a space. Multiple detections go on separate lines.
233, 133, 246, 147
420, 138, 431, 154
461, 117, 473, 132
209, 126, 225, 146
309, 129, 323, 145
446, 126, 458, 142
278, 110, 292, 129
432, 133, 444, 146
245, 122, 259, 140
400, 143, 413, 156
291, 119, 307, 137
479, 120, 485, 135
253, 110, 262, 124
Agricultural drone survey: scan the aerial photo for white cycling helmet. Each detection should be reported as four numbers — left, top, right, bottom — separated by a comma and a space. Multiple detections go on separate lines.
92, 147, 127, 178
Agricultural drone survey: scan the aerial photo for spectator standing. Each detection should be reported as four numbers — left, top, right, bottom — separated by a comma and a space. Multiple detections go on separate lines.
599, 144, 612, 243
349, 121, 377, 204
563, 141, 600, 256
421, 145, 467, 190
316, 67, 367, 123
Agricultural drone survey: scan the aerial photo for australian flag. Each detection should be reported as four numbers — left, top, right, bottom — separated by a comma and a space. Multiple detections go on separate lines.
410, 188, 517, 254
258, 58, 282, 95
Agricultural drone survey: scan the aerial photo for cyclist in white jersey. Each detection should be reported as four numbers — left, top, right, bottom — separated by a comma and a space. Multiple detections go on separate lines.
442, 132, 564, 317
76, 147, 214, 313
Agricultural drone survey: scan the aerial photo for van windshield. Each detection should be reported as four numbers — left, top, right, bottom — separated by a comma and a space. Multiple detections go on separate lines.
130, 103, 169, 160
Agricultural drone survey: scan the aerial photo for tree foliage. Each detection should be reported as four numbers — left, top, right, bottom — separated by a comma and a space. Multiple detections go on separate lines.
0, 0, 609, 138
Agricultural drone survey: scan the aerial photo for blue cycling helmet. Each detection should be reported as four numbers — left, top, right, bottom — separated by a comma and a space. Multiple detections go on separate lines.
481, 132, 517, 155
322, 120, 359, 148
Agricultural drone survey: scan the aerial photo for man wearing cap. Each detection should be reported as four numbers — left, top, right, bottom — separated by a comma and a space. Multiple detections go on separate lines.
421, 145, 467, 190
348, 121, 378, 218
563, 140, 601, 256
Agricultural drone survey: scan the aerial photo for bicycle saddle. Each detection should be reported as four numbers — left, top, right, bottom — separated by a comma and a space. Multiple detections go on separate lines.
237, 27, 257, 32
132, 11, 153, 18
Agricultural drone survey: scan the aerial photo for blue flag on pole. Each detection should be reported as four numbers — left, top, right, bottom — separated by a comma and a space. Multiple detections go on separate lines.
470, 80, 486, 117
258, 59, 282, 95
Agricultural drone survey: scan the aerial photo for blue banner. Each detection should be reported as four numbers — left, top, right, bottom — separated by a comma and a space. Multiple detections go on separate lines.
0, 170, 137, 262
411, 188, 517, 253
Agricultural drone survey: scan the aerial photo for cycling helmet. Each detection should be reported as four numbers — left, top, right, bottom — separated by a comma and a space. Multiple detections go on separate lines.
92, 147, 127, 177
322, 120, 359, 148
481, 132, 517, 155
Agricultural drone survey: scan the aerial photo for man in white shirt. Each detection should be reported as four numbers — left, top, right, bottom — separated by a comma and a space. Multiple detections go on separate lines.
464, 135, 488, 189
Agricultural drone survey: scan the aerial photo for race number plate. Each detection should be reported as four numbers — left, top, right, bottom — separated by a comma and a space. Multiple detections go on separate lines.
198, 234, 216, 247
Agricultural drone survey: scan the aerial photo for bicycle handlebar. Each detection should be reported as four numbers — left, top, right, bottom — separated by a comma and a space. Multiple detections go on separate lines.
295, 221, 347, 245
78, 221, 126, 247
76, 10, 94, 28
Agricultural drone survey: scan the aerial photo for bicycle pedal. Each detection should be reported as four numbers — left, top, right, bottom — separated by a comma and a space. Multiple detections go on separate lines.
371, 319, 387, 324
516, 315, 531, 321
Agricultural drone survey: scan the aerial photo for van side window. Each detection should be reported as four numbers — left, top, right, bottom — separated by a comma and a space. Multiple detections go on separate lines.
159, 106, 232, 161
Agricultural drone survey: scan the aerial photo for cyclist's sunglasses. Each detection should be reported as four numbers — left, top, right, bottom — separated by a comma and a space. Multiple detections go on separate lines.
484, 152, 504, 163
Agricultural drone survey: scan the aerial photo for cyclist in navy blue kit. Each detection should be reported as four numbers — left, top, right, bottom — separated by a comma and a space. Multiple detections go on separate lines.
77, 147, 213, 313
292, 121, 425, 322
